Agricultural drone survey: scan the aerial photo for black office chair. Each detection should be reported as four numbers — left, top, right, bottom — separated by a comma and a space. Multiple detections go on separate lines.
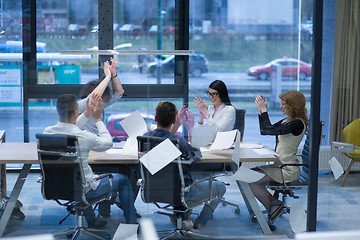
36, 133, 112, 240
234, 108, 246, 141
137, 136, 212, 239
265, 121, 325, 230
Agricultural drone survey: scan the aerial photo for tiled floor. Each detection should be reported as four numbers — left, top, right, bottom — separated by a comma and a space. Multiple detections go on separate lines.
2, 171, 360, 239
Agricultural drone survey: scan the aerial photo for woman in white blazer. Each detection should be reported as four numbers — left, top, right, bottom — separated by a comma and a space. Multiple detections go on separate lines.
193, 80, 236, 136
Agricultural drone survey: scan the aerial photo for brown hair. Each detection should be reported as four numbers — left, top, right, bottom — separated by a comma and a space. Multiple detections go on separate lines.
56, 94, 78, 122
279, 91, 309, 129
155, 101, 177, 128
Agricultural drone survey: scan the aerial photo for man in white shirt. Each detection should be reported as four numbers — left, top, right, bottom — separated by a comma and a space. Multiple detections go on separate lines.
43, 94, 137, 228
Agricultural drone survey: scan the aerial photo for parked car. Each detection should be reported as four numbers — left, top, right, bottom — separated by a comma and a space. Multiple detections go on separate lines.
247, 57, 312, 80
68, 24, 88, 35
147, 53, 209, 77
119, 24, 143, 36
148, 25, 175, 36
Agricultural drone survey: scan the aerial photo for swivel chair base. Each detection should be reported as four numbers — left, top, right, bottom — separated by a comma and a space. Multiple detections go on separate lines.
53, 215, 110, 240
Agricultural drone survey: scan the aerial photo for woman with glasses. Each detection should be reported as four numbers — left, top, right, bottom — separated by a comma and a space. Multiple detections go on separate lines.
193, 80, 235, 135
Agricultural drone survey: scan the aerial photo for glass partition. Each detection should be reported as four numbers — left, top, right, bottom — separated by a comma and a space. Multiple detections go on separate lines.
113, 1, 176, 84
0, 0, 24, 141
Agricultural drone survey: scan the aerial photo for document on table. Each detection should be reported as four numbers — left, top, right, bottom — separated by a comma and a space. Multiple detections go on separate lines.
252, 148, 277, 156
139, 138, 182, 175
241, 142, 264, 149
209, 130, 237, 150
122, 137, 138, 156
191, 124, 216, 148
106, 148, 124, 154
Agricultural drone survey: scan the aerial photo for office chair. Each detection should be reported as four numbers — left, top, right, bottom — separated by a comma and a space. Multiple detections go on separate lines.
137, 136, 212, 239
341, 118, 360, 187
36, 133, 112, 240
265, 121, 324, 230
218, 108, 247, 214
234, 108, 246, 141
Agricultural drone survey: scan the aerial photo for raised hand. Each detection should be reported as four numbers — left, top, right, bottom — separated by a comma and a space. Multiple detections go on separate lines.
255, 95, 268, 114
109, 57, 117, 77
92, 97, 105, 122
193, 97, 209, 120
183, 108, 195, 132
103, 61, 111, 78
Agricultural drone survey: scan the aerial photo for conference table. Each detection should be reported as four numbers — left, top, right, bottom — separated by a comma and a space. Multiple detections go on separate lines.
0, 142, 276, 237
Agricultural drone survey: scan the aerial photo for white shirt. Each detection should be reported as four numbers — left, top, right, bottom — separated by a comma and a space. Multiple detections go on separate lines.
195, 103, 236, 135
43, 121, 113, 192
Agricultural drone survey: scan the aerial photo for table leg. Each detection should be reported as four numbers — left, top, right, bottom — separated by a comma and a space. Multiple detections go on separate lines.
236, 180, 272, 235
1, 164, 6, 197
0, 164, 31, 237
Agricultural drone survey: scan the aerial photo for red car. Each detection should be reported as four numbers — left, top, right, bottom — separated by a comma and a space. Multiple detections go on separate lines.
106, 113, 156, 142
247, 57, 312, 80
106, 113, 182, 142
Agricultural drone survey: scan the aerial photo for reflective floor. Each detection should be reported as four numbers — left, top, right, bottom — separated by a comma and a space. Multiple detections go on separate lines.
2, 171, 360, 239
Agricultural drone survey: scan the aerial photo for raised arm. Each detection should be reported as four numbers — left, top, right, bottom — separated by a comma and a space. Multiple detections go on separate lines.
90, 61, 112, 99
109, 57, 125, 96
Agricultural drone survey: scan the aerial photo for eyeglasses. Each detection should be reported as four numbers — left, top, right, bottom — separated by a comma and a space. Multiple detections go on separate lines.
206, 91, 219, 98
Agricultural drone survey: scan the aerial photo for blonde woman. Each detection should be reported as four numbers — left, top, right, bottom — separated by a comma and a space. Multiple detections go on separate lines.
250, 91, 308, 222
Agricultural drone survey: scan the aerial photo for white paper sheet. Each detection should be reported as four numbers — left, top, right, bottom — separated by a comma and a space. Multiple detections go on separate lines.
106, 148, 124, 154
217, 167, 265, 183
329, 156, 344, 180
120, 111, 148, 139
240, 142, 263, 149
122, 137, 138, 156
139, 138, 182, 175
252, 148, 275, 155
209, 130, 237, 150
231, 130, 241, 167
290, 201, 307, 233
113, 223, 139, 240
200, 147, 210, 152
191, 124, 216, 148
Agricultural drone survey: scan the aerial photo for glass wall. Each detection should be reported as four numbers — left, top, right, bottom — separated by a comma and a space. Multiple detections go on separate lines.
189, 0, 313, 147
4, 0, 360, 239
0, 0, 24, 141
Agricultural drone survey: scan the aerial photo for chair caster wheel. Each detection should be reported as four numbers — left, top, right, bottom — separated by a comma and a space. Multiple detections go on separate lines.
269, 224, 276, 231
235, 208, 240, 214
104, 233, 111, 239
222, 202, 227, 206
66, 233, 73, 238
251, 216, 257, 223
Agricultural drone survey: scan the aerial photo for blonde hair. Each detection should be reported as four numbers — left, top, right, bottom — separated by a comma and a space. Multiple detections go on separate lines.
279, 91, 309, 129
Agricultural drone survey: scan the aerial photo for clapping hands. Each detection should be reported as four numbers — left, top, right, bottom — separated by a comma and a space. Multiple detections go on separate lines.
255, 95, 268, 114
85, 94, 105, 122
193, 97, 209, 121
